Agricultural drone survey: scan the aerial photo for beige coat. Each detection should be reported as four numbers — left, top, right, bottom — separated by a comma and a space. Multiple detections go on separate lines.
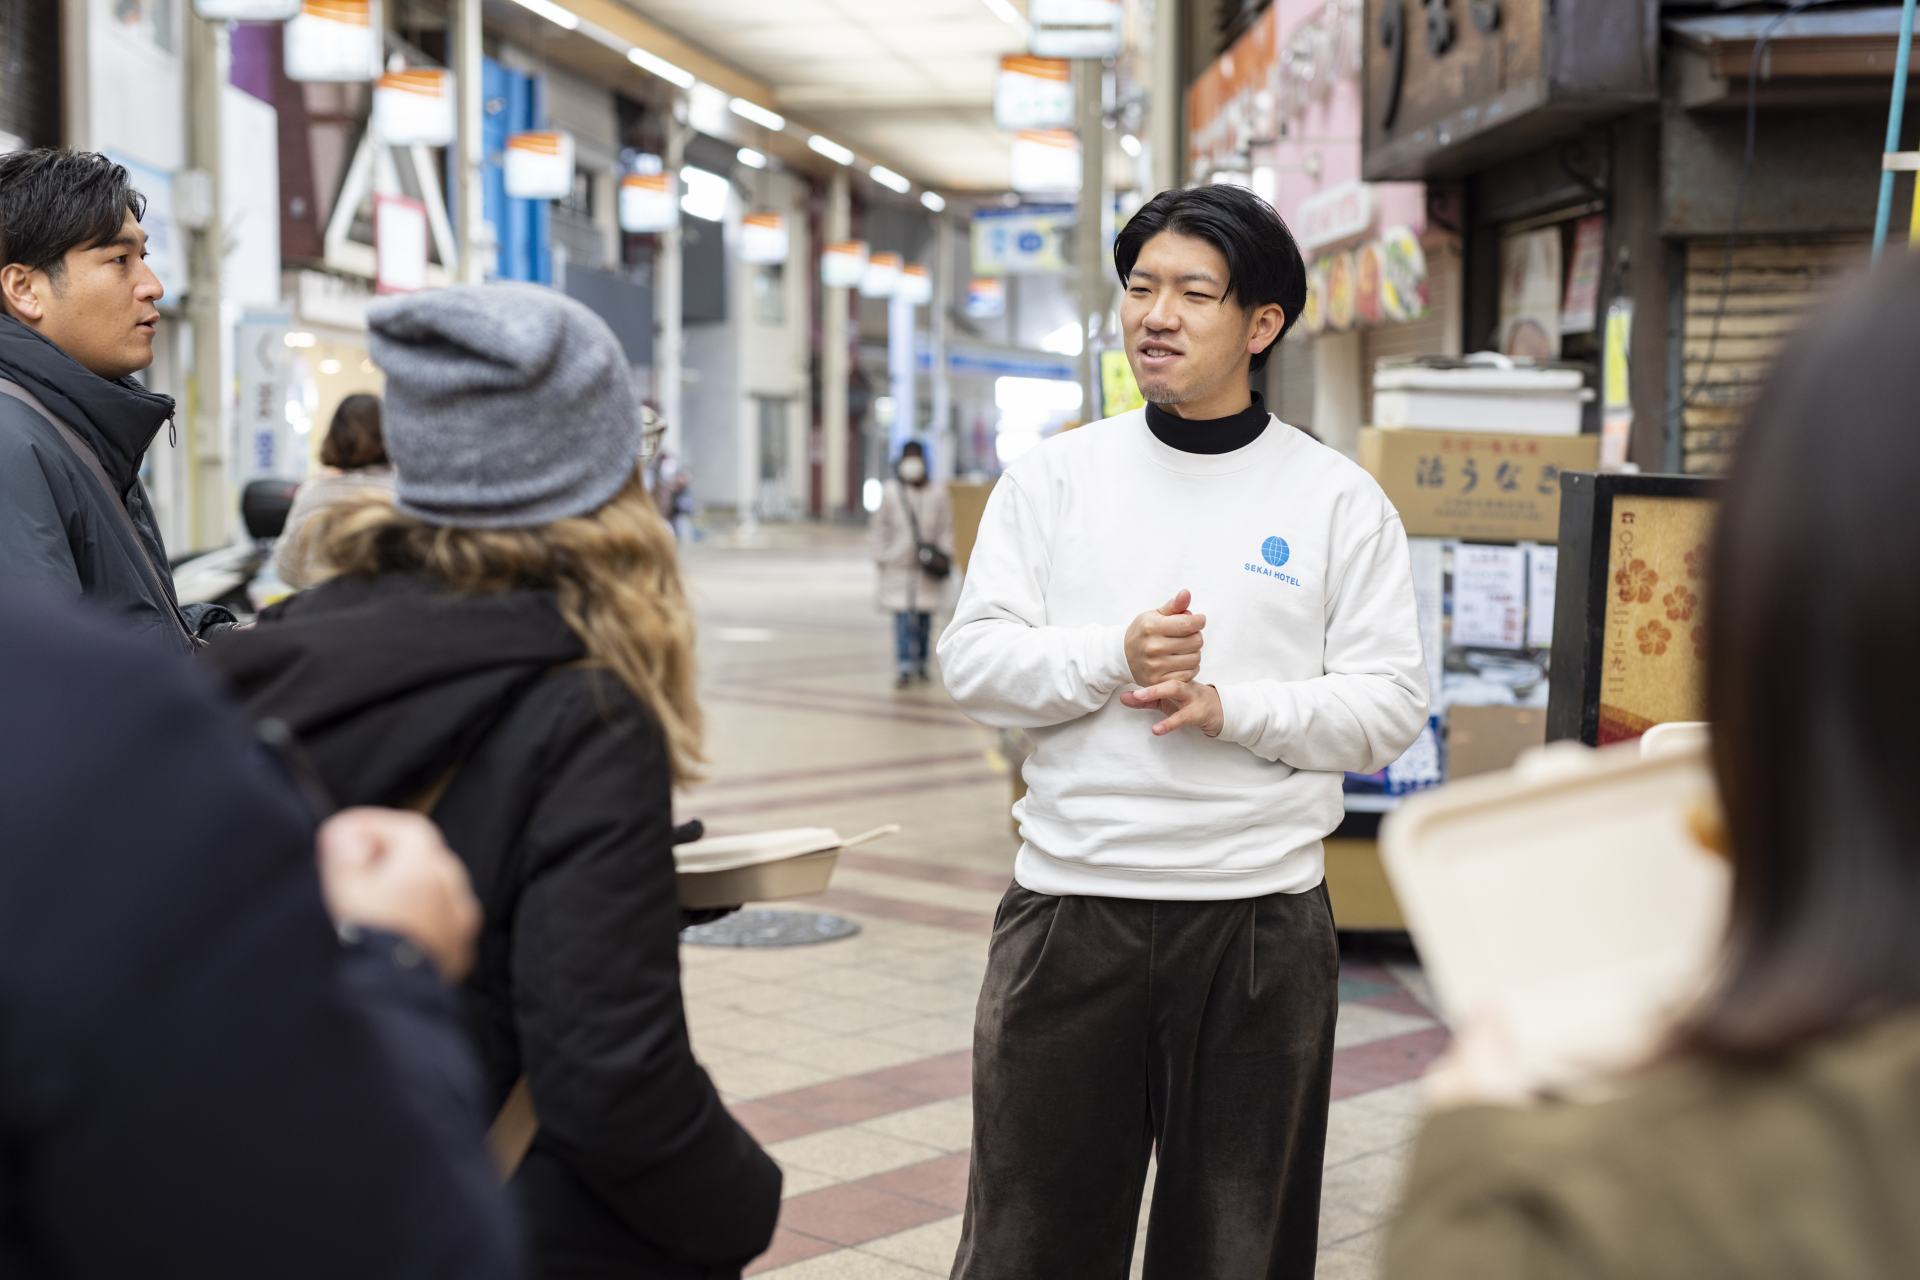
871, 478, 954, 614
273, 467, 395, 589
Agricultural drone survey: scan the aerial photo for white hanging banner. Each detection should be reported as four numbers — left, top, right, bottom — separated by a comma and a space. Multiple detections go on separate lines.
195, 0, 302, 18
373, 69, 454, 147
822, 240, 868, 289
994, 56, 1073, 131
504, 131, 575, 201
861, 252, 902, 299
899, 263, 933, 306
740, 211, 790, 266
1010, 129, 1082, 194
618, 172, 675, 232
284, 0, 382, 84
374, 194, 429, 295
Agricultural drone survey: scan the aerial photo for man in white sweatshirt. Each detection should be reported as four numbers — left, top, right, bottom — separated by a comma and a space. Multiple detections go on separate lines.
939, 184, 1429, 1280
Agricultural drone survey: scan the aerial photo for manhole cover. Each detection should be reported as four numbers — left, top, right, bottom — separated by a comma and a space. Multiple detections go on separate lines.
681, 909, 861, 948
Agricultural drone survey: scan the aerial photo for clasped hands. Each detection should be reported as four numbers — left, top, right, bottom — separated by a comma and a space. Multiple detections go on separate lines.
1119, 589, 1224, 739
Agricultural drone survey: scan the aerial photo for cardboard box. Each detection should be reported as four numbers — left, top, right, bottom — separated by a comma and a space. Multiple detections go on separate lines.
1360, 427, 1600, 542
1446, 705, 1548, 779
948, 481, 995, 574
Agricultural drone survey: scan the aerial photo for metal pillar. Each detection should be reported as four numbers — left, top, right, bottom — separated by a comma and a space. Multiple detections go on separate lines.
660, 114, 689, 457
1872, 0, 1920, 259
184, 12, 228, 549
1075, 60, 1107, 422
888, 288, 916, 464
453, 0, 487, 283
821, 169, 852, 514
1150, 0, 1182, 192
930, 214, 955, 478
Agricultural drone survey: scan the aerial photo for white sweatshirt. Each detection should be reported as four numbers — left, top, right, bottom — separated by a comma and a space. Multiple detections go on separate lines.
938, 409, 1430, 901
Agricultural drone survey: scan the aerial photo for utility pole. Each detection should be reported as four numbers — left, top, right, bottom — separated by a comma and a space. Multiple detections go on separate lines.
930, 213, 954, 477
1150, 0, 1182, 193
184, 10, 228, 549
1074, 59, 1107, 422
453, 0, 487, 283
821, 168, 852, 514
659, 110, 689, 458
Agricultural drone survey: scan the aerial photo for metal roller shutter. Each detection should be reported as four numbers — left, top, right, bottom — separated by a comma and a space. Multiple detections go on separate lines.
0, 0, 60, 149
1681, 235, 1870, 474
1360, 237, 1463, 423
1268, 332, 1316, 431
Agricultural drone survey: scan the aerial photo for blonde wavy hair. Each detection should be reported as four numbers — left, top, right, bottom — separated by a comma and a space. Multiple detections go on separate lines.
308, 471, 704, 782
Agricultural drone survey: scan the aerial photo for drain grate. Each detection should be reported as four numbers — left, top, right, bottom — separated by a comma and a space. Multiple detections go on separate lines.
681, 909, 861, 948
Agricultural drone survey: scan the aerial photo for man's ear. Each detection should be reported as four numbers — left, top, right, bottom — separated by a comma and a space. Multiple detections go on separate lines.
1247, 301, 1286, 358
0, 264, 47, 323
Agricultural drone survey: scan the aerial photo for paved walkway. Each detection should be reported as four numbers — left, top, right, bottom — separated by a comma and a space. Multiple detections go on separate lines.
679, 523, 1444, 1279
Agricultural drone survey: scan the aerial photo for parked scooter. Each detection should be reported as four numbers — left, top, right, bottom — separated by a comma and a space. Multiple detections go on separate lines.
172, 478, 299, 621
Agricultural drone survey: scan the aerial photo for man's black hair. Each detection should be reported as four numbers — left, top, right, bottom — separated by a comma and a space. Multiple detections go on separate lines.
0, 149, 147, 283
1112, 184, 1307, 373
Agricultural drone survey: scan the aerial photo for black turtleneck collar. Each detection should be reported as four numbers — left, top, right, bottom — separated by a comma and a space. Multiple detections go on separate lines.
0, 315, 175, 486
1144, 391, 1270, 455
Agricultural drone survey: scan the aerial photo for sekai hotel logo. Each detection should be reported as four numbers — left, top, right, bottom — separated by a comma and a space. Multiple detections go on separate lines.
1245, 536, 1302, 587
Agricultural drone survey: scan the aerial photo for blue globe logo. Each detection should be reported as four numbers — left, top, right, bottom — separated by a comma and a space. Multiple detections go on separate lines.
1261, 536, 1291, 568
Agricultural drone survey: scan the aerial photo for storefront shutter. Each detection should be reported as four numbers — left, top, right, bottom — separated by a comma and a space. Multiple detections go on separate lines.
0, 0, 61, 149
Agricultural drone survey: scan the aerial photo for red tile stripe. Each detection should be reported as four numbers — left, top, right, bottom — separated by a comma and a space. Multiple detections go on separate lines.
731, 1049, 975, 1147
744, 1152, 974, 1273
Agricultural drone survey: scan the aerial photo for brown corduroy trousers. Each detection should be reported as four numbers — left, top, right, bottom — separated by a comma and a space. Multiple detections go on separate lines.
951, 882, 1340, 1280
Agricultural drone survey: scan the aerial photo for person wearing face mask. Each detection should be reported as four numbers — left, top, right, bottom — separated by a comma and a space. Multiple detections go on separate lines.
870, 440, 954, 689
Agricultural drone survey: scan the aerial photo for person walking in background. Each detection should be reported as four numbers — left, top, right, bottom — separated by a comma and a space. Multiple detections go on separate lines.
211, 282, 780, 1280
275, 393, 395, 589
940, 184, 1428, 1279
872, 440, 953, 689
0, 148, 233, 650
1384, 258, 1920, 1280
1, 591, 517, 1279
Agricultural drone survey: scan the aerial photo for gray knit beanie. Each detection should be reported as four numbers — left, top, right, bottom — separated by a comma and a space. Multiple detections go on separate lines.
367, 282, 645, 528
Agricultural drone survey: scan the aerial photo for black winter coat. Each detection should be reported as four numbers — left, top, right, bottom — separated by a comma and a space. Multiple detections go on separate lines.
0, 593, 518, 1278
0, 317, 231, 652
210, 574, 783, 1280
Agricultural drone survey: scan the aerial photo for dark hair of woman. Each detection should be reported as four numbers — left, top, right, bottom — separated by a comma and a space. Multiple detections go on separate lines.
319, 393, 387, 471
1680, 256, 1920, 1060
1111, 183, 1308, 371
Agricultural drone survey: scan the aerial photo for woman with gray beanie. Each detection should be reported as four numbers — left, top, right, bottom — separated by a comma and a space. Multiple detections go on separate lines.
209, 283, 780, 1279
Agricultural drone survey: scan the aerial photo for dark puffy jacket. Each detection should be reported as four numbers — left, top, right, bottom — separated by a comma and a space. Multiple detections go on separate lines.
210, 573, 783, 1280
0, 592, 519, 1279
0, 316, 232, 653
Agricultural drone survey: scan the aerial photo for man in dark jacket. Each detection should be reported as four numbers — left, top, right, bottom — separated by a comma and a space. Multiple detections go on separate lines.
0, 148, 233, 652
0, 592, 520, 1277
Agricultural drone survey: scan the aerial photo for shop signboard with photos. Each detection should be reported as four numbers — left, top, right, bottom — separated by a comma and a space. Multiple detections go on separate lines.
971, 204, 1073, 276
373, 69, 454, 147
285, 0, 381, 83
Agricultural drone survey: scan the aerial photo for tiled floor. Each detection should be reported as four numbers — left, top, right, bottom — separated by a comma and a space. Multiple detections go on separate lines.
679, 523, 1446, 1279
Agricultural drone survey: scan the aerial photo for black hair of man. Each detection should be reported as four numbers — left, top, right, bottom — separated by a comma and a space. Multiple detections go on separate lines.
0, 149, 147, 284
1112, 184, 1307, 373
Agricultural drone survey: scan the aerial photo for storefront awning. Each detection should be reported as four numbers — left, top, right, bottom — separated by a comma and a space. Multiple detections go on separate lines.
1669, 7, 1920, 109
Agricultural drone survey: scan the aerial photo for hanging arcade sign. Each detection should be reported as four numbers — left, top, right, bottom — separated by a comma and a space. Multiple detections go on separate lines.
898, 263, 933, 306
194, 0, 302, 18
1029, 0, 1124, 60
284, 0, 382, 84
373, 69, 454, 147
861, 252, 903, 299
821, 241, 868, 289
740, 212, 790, 266
618, 172, 675, 232
994, 56, 1073, 131
504, 131, 575, 201
1009, 130, 1081, 195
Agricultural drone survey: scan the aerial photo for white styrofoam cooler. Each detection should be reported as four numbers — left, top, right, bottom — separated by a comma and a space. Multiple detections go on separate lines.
1373, 357, 1594, 436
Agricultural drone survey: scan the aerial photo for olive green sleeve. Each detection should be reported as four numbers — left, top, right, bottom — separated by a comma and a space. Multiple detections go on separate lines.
1381, 1106, 1608, 1280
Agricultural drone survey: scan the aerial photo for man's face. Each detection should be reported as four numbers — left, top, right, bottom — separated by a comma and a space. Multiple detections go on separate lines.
9, 213, 164, 381
1120, 229, 1282, 414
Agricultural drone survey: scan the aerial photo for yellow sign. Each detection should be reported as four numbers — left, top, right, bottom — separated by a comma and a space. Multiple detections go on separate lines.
1100, 349, 1145, 416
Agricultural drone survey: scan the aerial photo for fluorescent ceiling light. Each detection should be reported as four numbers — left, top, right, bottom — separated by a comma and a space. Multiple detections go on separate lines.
921, 191, 947, 213
808, 135, 855, 166
981, 0, 1027, 33
1120, 133, 1142, 158
737, 147, 768, 170
507, 0, 578, 30
729, 98, 786, 131
628, 47, 695, 89
680, 165, 729, 222
869, 165, 911, 194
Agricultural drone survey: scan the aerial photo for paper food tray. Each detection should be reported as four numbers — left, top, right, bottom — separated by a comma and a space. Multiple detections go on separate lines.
1380, 742, 1728, 1087
675, 825, 896, 909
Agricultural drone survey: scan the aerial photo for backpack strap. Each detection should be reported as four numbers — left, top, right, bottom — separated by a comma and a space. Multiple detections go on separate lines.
0, 379, 196, 647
